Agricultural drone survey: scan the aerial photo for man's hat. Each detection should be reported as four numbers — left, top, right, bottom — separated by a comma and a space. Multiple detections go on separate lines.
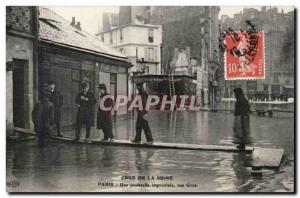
81, 82, 89, 88
41, 86, 52, 98
98, 83, 107, 89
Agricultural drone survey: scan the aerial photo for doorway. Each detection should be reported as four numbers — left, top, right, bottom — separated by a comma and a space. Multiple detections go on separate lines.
12, 59, 27, 128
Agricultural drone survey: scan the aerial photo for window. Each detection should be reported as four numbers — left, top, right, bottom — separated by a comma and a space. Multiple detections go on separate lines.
119, 48, 126, 54
120, 29, 123, 42
40, 18, 60, 31
148, 29, 154, 43
143, 66, 149, 74
273, 73, 279, 83
110, 73, 117, 100
149, 48, 154, 61
110, 32, 113, 44
201, 27, 204, 34
136, 47, 139, 58
146, 48, 154, 61
101, 34, 104, 42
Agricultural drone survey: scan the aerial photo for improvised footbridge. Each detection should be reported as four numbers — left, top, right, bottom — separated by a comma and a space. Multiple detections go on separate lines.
12, 127, 285, 171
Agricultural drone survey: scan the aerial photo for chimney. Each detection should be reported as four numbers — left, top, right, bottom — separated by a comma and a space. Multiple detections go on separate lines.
70, 17, 76, 26
76, 22, 82, 31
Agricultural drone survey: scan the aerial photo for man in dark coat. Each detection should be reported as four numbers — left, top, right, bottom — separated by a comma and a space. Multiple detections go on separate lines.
233, 87, 251, 150
132, 82, 153, 144
74, 82, 96, 142
48, 81, 63, 137
97, 83, 114, 141
32, 87, 54, 147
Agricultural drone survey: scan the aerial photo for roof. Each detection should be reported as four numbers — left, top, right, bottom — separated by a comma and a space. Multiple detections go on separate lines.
96, 23, 161, 35
133, 74, 196, 83
39, 7, 128, 61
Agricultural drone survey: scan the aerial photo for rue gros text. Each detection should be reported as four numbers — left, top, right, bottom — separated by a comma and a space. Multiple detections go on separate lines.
98, 95, 200, 111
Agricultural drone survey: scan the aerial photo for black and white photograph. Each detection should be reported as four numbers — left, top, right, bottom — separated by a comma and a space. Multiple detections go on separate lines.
5, 3, 296, 193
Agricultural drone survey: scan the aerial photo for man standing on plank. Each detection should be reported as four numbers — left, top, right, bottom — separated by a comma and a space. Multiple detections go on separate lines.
131, 82, 153, 144
74, 82, 96, 142
48, 80, 64, 137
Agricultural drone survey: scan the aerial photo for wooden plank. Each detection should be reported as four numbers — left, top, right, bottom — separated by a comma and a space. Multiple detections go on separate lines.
52, 136, 253, 153
14, 127, 36, 135
252, 147, 284, 168
14, 127, 284, 168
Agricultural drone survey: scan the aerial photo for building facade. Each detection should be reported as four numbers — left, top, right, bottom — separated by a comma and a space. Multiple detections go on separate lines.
148, 6, 220, 105
220, 7, 295, 100
38, 7, 131, 130
119, 6, 152, 26
96, 22, 162, 98
113, 6, 221, 105
102, 13, 119, 32
6, 6, 39, 136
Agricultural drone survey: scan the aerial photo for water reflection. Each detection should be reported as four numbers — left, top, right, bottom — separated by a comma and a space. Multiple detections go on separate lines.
135, 149, 154, 176
7, 104, 294, 192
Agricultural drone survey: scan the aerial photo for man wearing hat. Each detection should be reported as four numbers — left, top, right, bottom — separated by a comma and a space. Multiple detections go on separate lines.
32, 86, 54, 147
97, 83, 114, 141
74, 82, 96, 142
132, 82, 153, 144
48, 80, 64, 137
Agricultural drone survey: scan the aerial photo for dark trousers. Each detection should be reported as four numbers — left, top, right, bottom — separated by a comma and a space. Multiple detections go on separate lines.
55, 122, 61, 135
134, 114, 153, 142
75, 124, 91, 141
102, 128, 114, 139
36, 127, 50, 147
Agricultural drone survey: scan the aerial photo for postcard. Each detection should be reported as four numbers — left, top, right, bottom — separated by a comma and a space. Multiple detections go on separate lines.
6, 5, 295, 193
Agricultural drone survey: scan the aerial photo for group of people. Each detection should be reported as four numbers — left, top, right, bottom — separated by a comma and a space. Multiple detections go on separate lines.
32, 81, 153, 147
32, 80, 250, 150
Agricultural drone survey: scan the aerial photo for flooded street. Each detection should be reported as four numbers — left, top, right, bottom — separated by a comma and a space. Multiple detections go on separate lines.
7, 103, 294, 192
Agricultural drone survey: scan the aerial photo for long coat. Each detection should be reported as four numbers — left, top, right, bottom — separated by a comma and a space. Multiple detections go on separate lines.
97, 92, 113, 129
233, 97, 251, 144
49, 90, 63, 123
32, 98, 54, 133
75, 90, 96, 127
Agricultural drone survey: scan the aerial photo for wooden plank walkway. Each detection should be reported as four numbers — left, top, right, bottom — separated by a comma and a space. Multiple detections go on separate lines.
52, 136, 254, 153
252, 147, 284, 168
13, 127, 284, 168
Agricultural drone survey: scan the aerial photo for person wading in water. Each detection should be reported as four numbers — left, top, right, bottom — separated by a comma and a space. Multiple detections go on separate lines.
233, 87, 252, 150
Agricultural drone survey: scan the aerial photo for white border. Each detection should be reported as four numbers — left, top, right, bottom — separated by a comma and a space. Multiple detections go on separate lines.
1, 1, 298, 197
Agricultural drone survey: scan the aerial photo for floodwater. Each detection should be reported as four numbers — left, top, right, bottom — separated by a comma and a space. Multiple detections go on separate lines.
6, 102, 294, 192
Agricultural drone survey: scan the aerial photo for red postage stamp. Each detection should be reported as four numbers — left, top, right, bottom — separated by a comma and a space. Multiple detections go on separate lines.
224, 31, 265, 80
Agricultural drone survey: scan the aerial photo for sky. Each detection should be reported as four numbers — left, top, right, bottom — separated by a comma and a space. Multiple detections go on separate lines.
49, 6, 295, 35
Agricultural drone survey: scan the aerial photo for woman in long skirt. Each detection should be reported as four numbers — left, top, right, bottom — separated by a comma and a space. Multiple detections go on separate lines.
233, 88, 251, 150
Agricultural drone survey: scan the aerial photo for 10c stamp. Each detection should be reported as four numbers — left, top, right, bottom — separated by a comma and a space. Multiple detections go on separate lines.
222, 22, 265, 80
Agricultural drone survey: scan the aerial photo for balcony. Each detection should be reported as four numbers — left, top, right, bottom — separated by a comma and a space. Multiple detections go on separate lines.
136, 58, 159, 64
